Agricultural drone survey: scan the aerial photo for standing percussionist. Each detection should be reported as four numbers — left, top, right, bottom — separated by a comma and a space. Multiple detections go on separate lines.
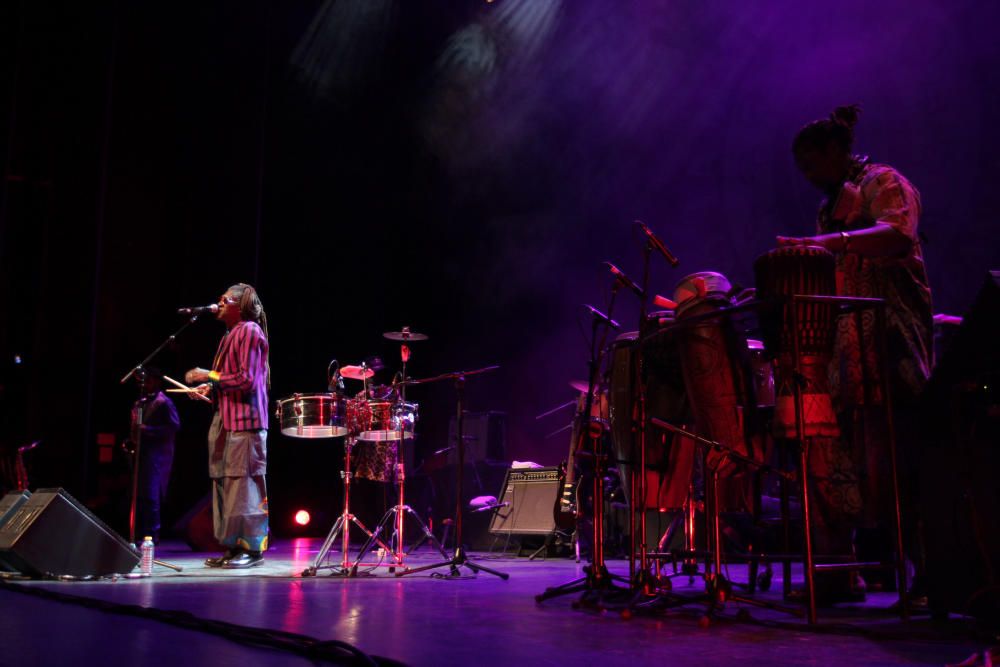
131, 367, 180, 543
186, 283, 271, 569
778, 104, 933, 598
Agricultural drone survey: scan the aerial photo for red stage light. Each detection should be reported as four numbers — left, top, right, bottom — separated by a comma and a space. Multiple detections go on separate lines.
294, 510, 311, 526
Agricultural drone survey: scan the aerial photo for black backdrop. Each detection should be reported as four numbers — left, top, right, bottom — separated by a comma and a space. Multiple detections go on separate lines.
1, 0, 998, 536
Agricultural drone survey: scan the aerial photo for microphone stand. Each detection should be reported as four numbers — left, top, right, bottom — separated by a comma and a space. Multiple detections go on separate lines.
396, 366, 507, 580
629, 228, 683, 598
536, 284, 631, 606
119, 316, 199, 574
632, 241, 653, 595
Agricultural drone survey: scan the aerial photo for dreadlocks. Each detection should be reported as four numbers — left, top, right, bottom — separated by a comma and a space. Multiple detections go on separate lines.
228, 283, 270, 389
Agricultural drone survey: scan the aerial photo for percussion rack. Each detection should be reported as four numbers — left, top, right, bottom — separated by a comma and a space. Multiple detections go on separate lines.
629, 294, 908, 625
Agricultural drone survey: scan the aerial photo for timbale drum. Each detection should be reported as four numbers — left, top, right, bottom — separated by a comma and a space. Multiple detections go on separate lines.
276, 393, 348, 439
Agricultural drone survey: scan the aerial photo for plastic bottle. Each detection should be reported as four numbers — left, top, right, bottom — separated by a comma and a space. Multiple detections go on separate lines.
140, 536, 155, 576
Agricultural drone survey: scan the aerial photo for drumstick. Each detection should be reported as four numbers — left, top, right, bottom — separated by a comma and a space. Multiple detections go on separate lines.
163, 375, 212, 402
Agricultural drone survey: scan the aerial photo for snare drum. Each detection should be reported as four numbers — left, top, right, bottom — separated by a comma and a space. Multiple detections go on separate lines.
276, 393, 348, 439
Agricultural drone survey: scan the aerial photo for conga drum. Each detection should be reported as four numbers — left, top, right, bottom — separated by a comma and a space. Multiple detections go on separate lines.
672, 272, 764, 479
608, 312, 692, 510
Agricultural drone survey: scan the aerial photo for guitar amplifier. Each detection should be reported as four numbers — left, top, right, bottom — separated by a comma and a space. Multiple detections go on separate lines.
488, 467, 560, 536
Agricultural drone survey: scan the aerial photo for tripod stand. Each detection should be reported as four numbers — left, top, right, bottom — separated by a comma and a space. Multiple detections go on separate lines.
351, 410, 450, 572
302, 431, 394, 576
397, 366, 508, 579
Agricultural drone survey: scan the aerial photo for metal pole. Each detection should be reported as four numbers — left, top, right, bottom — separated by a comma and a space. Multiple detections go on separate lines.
791, 296, 818, 624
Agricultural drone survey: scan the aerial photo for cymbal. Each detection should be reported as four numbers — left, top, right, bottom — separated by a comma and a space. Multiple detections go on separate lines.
383, 327, 429, 342
340, 365, 375, 381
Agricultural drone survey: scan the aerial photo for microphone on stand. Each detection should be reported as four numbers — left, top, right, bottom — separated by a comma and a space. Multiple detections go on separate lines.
583, 304, 620, 330
177, 304, 220, 315
328, 359, 344, 393
635, 220, 680, 267
604, 261, 645, 299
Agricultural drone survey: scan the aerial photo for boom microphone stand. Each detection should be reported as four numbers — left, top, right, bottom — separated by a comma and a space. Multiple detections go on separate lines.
397, 366, 508, 579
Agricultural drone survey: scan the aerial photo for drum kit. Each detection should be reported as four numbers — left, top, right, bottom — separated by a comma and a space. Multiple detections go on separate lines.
288, 327, 451, 577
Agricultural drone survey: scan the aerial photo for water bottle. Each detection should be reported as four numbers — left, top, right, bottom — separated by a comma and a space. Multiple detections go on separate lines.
140, 536, 155, 576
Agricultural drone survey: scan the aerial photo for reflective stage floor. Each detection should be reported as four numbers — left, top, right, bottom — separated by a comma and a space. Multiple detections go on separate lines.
0, 538, 989, 666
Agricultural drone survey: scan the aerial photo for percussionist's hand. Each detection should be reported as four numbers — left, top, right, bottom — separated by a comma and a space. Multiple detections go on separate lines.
776, 235, 816, 247
191, 383, 212, 400
185, 368, 211, 384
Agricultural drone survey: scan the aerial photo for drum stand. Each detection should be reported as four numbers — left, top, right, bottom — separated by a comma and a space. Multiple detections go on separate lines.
351, 426, 449, 573
301, 437, 393, 577
397, 367, 508, 579
637, 419, 802, 621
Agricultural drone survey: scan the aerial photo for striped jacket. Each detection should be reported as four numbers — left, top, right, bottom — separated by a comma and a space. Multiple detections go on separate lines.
211, 320, 269, 431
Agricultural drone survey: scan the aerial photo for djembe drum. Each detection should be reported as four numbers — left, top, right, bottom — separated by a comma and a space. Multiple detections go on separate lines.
753, 245, 840, 439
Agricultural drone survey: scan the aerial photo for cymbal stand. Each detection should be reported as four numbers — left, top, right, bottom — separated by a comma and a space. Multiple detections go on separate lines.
536, 286, 630, 604
301, 435, 393, 577
352, 344, 449, 572
397, 367, 508, 579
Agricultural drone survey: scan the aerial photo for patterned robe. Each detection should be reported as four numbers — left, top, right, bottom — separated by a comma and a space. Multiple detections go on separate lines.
817, 158, 934, 408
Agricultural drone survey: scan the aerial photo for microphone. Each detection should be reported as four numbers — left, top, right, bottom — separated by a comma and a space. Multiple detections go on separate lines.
604, 261, 645, 299
328, 359, 345, 393
635, 220, 679, 267
177, 304, 220, 315
472, 501, 510, 513
583, 304, 620, 330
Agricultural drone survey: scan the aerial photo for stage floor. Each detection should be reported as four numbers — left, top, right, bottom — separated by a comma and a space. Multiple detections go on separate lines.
0, 538, 987, 666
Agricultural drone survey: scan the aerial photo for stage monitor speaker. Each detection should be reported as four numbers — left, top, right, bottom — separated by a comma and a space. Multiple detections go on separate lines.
488, 467, 560, 536
0, 490, 30, 572
0, 487, 139, 577
0, 490, 30, 526
173, 492, 223, 553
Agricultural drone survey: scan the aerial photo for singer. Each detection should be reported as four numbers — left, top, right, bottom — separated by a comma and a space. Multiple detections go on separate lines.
185, 283, 271, 569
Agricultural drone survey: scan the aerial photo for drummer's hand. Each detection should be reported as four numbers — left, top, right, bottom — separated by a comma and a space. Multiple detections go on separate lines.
776, 235, 817, 247
190, 383, 213, 400
185, 368, 211, 384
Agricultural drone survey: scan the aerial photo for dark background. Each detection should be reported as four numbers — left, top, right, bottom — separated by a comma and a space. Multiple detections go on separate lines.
1, 0, 998, 536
